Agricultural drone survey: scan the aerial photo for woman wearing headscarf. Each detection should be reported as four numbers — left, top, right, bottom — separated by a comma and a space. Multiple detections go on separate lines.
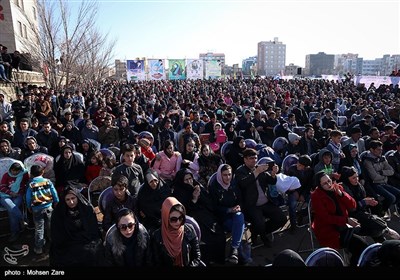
54, 145, 85, 194
137, 169, 172, 234
209, 164, 245, 265
340, 166, 399, 242
225, 136, 246, 171
172, 168, 226, 265
339, 144, 363, 180
50, 187, 102, 266
152, 197, 203, 267
104, 208, 152, 267
311, 170, 368, 266
224, 122, 237, 142
197, 143, 223, 187
22, 136, 48, 161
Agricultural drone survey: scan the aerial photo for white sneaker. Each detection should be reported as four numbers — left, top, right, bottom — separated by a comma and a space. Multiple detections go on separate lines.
385, 228, 400, 240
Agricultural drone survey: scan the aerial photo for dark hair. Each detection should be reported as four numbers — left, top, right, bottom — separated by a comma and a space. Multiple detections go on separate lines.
340, 166, 357, 186
111, 174, 128, 188
369, 140, 383, 150
121, 143, 135, 154
242, 148, 257, 158
116, 208, 135, 225
170, 204, 186, 224
30, 165, 44, 177
313, 171, 328, 189
220, 164, 232, 173
10, 162, 23, 172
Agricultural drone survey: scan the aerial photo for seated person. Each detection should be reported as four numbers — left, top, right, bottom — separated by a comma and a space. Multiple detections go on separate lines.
50, 186, 102, 266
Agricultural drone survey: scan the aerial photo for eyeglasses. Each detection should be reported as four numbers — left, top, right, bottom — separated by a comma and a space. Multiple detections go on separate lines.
169, 215, 184, 223
118, 222, 135, 231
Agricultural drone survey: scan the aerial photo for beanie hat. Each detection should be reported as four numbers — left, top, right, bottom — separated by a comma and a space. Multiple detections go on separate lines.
288, 132, 301, 144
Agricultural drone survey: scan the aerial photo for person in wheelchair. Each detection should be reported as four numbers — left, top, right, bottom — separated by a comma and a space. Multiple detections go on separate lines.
235, 148, 287, 247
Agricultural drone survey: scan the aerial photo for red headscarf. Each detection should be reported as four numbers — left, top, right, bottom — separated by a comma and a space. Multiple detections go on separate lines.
161, 197, 185, 266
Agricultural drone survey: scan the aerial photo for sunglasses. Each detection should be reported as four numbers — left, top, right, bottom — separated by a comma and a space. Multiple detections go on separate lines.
118, 222, 135, 231
169, 215, 184, 223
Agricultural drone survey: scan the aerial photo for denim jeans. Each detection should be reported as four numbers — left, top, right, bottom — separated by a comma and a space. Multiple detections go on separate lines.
373, 184, 400, 211
32, 206, 53, 249
0, 195, 23, 235
287, 191, 298, 226
223, 212, 245, 249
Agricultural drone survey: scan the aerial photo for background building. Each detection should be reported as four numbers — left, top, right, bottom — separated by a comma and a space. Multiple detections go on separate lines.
0, 0, 39, 53
305, 52, 334, 76
242, 56, 257, 76
114, 59, 127, 80
284, 63, 302, 76
257, 37, 286, 76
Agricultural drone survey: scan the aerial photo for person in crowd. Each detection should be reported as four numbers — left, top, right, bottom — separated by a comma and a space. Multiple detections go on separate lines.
35, 121, 59, 156
386, 138, 400, 187
340, 166, 400, 242
22, 136, 48, 160
50, 186, 102, 266
311, 170, 369, 266
197, 143, 223, 187
176, 138, 200, 180
152, 197, 203, 267
298, 126, 319, 156
85, 150, 103, 184
102, 174, 136, 233
0, 162, 29, 242
137, 169, 172, 234
209, 164, 245, 264
0, 139, 22, 160
104, 208, 152, 267
235, 148, 287, 247
286, 132, 302, 156
363, 140, 400, 215
224, 122, 237, 142
54, 144, 86, 194
152, 140, 180, 185
339, 144, 363, 180
26, 165, 59, 255
133, 143, 150, 175
314, 148, 341, 181
113, 143, 144, 199
225, 136, 246, 171
173, 168, 226, 265
12, 118, 38, 149
326, 130, 345, 172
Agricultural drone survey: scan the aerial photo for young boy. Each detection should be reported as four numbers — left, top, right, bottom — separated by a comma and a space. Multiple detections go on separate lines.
25, 165, 59, 254
0, 162, 29, 242
113, 143, 144, 198
326, 130, 345, 172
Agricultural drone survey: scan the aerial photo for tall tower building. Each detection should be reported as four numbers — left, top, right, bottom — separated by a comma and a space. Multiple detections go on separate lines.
257, 37, 286, 76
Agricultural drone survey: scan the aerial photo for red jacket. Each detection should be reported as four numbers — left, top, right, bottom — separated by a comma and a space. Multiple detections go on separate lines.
311, 184, 356, 249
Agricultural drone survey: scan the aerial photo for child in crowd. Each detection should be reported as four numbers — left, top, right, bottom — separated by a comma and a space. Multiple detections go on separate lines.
26, 165, 59, 255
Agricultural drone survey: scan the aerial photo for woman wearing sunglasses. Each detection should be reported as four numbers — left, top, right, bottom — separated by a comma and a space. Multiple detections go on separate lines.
104, 208, 152, 266
152, 197, 203, 267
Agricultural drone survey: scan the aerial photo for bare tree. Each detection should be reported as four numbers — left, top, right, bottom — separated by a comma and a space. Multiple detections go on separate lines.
24, 0, 115, 91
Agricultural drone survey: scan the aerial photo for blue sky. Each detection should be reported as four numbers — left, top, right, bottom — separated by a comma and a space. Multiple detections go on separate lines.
95, 0, 399, 67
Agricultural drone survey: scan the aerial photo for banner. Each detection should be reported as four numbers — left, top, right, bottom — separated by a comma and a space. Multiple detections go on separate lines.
353, 76, 400, 87
205, 60, 221, 79
186, 59, 204, 80
148, 59, 166, 80
168, 59, 186, 80
126, 60, 145, 81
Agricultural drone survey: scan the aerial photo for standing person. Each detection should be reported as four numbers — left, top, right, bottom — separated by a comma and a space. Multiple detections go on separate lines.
152, 197, 203, 267
0, 162, 29, 242
104, 208, 153, 267
311, 171, 368, 266
50, 187, 102, 266
113, 143, 144, 199
26, 165, 59, 255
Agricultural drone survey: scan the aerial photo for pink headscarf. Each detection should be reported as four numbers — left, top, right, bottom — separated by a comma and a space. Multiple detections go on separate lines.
161, 197, 185, 266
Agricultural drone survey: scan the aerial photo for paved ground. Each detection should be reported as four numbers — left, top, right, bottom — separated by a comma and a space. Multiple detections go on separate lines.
1, 208, 399, 269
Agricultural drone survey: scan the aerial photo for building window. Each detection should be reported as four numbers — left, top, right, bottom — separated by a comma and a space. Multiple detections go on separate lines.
18, 21, 23, 37
23, 24, 27, 38
21, 0, 24, 11
15, 0, 20, 7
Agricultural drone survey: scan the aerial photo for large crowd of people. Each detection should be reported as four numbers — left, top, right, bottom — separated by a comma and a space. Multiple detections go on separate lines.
1, 75, 400, 267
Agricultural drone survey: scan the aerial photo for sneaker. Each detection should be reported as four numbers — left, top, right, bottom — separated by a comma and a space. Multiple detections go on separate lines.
34, 247, 43, 255
385, 228, 400, 240
383, 211, 391, 222
7, 233, 20, 243
228, 247, 239, 265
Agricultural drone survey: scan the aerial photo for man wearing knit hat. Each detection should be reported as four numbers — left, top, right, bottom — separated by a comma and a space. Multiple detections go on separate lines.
287, 132, 302, 155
